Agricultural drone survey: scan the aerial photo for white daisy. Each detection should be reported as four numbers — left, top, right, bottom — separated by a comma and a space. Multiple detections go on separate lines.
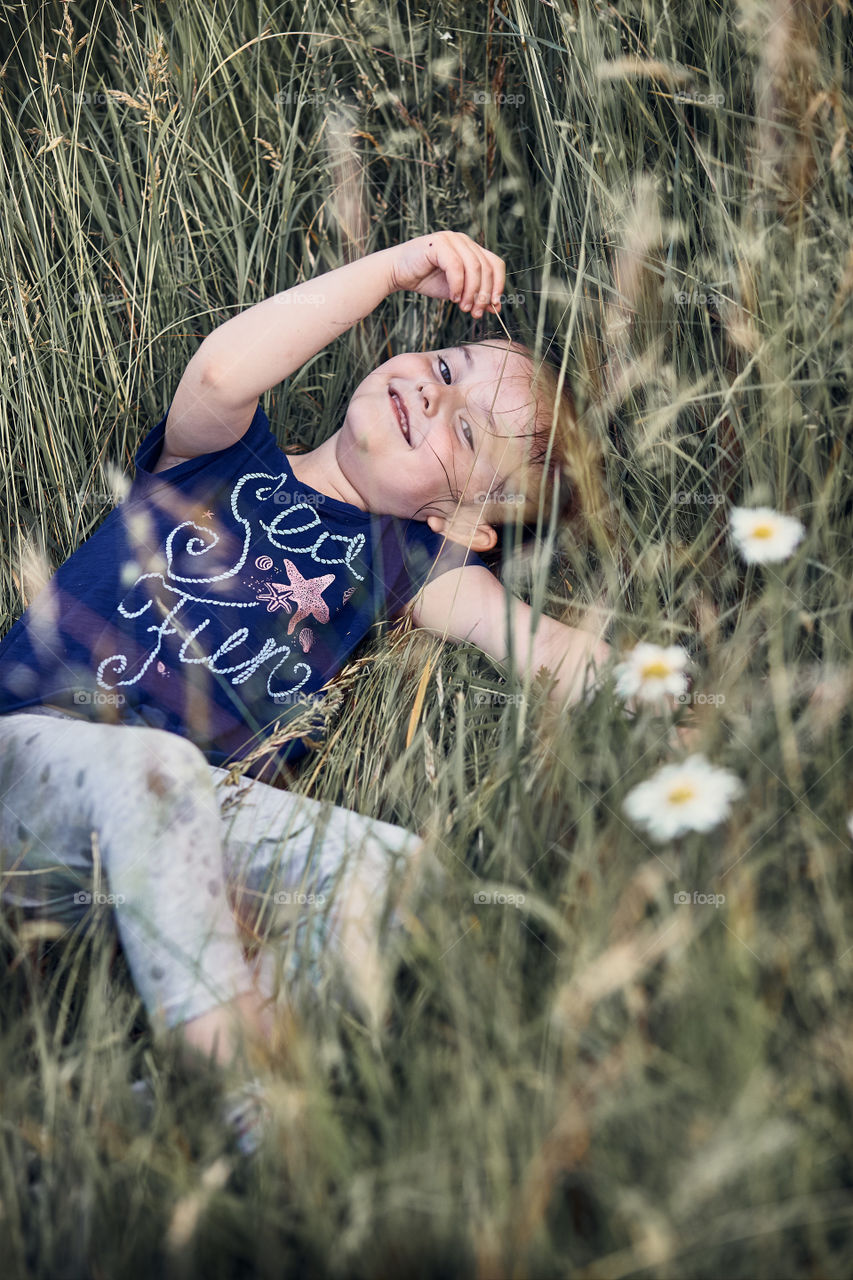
729, 505, 806, 564
623, 753, 744, 843
614, 642, 690, 705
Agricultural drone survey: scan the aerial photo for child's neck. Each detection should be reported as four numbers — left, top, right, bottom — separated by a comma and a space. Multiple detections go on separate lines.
285, 434, 368, 511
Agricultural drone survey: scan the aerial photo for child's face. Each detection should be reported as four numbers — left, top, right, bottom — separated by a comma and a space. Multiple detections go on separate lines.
337, 339, 539, 546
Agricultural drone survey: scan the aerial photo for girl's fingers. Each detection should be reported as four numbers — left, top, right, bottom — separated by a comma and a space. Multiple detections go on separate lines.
425, 232, 507, 316
469, 246, 497, 316
484, 250, 506, 305
442, 243, 467, 306
469, 244, 506, 316
458, 247, 483, 313
479, 247, 503, 312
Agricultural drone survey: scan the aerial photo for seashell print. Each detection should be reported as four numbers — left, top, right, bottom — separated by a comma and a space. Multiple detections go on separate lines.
299, 628, 314, 652
342, 586, 356, 602
255, 555, 274, 571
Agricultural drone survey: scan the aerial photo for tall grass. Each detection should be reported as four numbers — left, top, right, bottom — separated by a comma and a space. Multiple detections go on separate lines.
1, 0, 852, 1276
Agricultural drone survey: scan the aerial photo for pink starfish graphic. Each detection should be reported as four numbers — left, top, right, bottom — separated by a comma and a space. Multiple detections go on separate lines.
280, 559, 335, 635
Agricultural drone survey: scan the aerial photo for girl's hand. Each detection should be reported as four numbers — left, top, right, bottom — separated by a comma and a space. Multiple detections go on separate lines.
671, 717, 702, 752
388, 231, 506, 318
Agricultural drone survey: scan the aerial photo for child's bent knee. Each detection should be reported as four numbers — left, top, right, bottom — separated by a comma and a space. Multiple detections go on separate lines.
121, 726, 211, 794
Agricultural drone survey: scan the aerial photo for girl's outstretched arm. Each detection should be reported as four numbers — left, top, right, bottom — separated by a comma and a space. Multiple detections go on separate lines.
408, 564, 613, 709
408, 564, 701, 748
160, 231, 505, 464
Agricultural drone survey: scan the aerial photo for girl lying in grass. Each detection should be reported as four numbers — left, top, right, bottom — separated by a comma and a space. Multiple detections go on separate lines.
0, 230, 672, 1155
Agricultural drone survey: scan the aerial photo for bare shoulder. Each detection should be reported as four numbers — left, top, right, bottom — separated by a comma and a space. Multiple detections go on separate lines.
151, 447, 193, 474
152, 346, 257, 473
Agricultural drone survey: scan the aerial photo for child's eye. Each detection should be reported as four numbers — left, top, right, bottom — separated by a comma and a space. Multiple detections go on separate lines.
437, 355, 473, 450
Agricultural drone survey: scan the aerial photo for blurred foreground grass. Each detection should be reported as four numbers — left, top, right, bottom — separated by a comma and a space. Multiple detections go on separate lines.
1, 0, 852, 1276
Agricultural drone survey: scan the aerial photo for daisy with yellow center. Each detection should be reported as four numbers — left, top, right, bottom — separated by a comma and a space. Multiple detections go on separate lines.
622, 753, 744, 842
729, 505, 806, 564
614, 642, 691, 706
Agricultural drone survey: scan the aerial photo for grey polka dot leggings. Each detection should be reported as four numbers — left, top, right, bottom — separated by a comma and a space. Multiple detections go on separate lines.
0, 710, 425, 1033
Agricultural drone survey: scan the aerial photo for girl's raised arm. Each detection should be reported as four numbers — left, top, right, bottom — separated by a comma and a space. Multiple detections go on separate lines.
160, 231, 504, 464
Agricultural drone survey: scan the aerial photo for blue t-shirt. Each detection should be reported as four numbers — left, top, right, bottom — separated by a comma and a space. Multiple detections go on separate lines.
0, 399, 489, 778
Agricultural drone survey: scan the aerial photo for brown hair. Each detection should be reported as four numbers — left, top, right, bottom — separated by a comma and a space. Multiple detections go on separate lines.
461, 332, 610, 571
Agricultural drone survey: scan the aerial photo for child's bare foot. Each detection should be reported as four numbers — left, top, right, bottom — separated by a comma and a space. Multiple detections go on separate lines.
175, 984, 275, 1076
143, 982, 279, 1160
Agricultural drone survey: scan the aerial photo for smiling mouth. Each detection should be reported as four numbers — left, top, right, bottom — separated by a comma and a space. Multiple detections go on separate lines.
389, 389, 411, 445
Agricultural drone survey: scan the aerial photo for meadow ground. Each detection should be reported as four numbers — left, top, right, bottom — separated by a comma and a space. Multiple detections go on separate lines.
1, 1, 852, 1276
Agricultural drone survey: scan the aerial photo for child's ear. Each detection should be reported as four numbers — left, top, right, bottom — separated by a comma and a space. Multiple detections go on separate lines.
426, 512, 498, 554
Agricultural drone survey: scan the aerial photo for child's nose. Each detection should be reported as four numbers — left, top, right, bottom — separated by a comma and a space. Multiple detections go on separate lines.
416, 380, 448, 415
